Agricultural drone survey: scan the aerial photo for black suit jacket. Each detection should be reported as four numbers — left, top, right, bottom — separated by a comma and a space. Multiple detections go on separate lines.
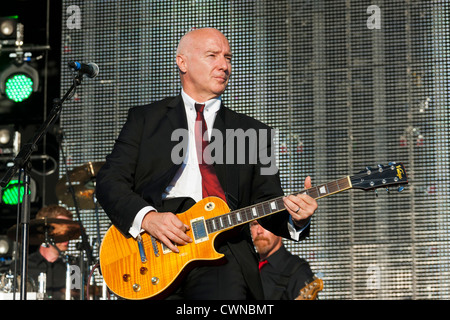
96, 95, 310, 299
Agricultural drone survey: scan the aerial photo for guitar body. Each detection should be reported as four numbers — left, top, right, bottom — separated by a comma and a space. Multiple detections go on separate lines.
99, 197, 230, 300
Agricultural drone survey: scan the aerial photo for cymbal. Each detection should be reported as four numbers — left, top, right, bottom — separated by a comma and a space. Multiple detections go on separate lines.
7, 218, 82, 245
55, 161, 105, 209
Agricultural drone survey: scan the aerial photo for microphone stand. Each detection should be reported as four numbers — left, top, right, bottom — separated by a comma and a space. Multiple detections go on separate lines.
0, 72, 86, 300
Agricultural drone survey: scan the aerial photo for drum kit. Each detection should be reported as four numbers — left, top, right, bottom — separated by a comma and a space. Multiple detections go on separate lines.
0, 161, 106, 300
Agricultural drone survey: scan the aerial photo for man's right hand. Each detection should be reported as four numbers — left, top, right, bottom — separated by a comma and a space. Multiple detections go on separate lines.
141, 211, 192, 253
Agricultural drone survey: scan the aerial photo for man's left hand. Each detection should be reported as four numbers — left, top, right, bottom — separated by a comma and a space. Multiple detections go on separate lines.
283, 176, 318, 229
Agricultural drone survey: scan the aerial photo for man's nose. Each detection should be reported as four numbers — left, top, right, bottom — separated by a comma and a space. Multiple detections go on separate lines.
217, 56, 230, 72
255, 223, 265, 234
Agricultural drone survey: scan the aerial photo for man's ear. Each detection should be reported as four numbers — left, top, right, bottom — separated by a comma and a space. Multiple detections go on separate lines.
176, 54, 187, 73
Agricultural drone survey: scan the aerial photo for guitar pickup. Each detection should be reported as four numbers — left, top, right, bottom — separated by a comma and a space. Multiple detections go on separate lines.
191, 217, 208, 244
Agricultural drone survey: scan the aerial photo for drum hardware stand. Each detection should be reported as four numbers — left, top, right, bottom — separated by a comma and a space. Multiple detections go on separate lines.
42, 229, 73, 301
56, 130, 94, 301
0, 70, 89, 300
94, 191, 101, 254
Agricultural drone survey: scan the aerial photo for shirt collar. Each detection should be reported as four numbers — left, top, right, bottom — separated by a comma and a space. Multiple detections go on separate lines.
181, 89, 222, 119
265, 245, 289, 268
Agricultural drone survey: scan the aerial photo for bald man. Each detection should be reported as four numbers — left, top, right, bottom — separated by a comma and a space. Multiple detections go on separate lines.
96, 27, 317, 300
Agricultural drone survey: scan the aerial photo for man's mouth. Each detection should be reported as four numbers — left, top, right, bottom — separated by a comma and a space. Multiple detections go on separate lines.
214, 75, 228, 82
253, 237, 269, 243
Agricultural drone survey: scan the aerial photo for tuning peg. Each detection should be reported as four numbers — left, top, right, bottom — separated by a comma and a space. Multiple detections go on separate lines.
398, 186, 405, 192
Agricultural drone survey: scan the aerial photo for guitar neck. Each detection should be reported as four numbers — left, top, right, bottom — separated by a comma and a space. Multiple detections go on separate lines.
204, 176, 352, 234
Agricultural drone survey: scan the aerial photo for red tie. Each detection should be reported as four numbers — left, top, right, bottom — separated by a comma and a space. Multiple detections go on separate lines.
195, 103, 226, 202
258, 260, 268, 271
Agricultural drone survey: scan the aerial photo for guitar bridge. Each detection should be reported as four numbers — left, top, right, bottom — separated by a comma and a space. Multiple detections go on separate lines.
150, 235, 160, 257
137, 235, 147, 263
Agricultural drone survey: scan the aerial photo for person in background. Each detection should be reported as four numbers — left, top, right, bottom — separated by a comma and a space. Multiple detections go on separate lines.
27, 205, 75, 300
250, 219, 315, 300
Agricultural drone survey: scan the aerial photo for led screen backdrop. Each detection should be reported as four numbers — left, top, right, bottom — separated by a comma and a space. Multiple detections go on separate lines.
60, 0, 449, 299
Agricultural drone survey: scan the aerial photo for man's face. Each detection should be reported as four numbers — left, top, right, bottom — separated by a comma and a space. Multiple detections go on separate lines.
177, 29, 232, 102
250, 221, 281, 257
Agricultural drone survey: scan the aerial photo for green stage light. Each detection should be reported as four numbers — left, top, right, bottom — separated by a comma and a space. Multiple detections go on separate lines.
5, 74, 35, 102
0, 63, 39, 102
0, 174, 37, 205
1, 179, 26, 205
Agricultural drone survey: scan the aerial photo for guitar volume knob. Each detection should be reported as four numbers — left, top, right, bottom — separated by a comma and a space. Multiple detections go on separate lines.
140, 267, 148, 275
133, 283, 141, 292
123, 274, 131, 282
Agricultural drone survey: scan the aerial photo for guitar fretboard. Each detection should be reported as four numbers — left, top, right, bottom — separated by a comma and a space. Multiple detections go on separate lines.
205, 176, 351, 234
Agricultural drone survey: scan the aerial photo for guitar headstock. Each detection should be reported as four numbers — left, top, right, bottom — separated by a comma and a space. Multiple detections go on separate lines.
350, 162, 408, 191
296, 277, 324, 300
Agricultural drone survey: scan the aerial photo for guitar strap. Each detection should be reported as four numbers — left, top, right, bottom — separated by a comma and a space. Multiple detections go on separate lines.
159, 197, 196, 214
222, 152, 239, 211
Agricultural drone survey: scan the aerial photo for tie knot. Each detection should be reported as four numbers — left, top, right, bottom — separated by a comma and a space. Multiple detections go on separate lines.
195, 103, 205, 113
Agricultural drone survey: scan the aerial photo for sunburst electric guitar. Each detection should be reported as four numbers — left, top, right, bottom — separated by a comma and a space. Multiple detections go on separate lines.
99, 163, 407, 300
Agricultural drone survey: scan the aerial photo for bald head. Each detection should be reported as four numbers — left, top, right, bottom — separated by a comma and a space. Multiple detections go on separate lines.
177, 28, 228, 56
176, 28, 232, 102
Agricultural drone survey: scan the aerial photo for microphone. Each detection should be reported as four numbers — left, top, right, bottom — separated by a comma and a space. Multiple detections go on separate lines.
68, 61, 99, 78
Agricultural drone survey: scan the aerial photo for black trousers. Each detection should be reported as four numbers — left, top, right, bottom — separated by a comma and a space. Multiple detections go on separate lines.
166, 244, 251, 300
160, 197, 259, 300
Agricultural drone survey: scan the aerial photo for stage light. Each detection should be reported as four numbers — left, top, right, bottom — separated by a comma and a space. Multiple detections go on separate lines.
0, 63, 39, 102
1, 20, 15, 37
0, 125, 21, 158
0, 16, 18, 43
0, 235, 13, 257
0, 126, 13, 146
1, 175, 37, 205
1, 178, 26, 205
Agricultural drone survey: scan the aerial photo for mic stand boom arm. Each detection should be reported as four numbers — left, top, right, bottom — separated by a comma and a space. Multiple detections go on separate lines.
0, 72, 84, 300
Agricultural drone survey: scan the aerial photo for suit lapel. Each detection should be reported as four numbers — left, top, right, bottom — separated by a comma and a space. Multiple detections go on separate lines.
166, 95, 188, 130
162, 95, 188, 170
